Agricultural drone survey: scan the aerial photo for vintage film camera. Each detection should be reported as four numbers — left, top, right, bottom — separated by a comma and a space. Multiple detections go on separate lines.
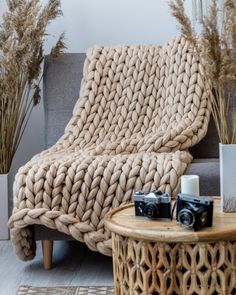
134, 190, 172, 219
176, 194, 214, 231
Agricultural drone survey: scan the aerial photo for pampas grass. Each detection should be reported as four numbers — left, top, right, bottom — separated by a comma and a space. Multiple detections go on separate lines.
169, 0, 236, 144
0, 0, 66, 174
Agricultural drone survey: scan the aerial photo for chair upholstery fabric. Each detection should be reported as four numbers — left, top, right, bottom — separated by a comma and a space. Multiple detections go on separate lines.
9, 36, 211, 260
44, 53, 86, 149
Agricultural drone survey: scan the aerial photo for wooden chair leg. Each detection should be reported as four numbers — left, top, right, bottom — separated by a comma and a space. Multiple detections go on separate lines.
42, 240, 54, 270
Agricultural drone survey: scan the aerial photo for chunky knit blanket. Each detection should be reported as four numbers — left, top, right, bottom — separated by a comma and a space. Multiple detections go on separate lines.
9, 36, 210, 261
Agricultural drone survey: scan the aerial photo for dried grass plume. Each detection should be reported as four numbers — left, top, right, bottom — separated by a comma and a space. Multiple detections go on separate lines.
0, 0, 66, 174
169, 0, 236, 144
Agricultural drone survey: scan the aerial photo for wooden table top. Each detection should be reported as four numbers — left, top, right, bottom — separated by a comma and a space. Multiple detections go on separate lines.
104, 197, 236, 243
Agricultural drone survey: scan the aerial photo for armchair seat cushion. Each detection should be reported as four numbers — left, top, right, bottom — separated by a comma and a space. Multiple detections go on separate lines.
33, 160, 220, 241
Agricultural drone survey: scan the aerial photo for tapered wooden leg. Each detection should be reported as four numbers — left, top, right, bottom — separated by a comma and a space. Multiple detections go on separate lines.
42, 240, 54, 270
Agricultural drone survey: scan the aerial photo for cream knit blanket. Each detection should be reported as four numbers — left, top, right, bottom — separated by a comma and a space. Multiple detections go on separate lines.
9, 36, 210, 260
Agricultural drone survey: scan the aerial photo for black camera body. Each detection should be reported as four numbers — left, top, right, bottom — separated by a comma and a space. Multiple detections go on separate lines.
176, 194, 214, 231
134, 190, 172, 219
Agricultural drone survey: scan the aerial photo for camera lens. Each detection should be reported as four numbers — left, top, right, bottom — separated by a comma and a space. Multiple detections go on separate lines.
143, 203, 159, 218
178, 209, 195, 228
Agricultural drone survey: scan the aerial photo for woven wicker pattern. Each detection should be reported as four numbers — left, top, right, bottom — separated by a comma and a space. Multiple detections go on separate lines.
9, 36, 210, 261
17, 285, 114, 295
112, 234, 236, 295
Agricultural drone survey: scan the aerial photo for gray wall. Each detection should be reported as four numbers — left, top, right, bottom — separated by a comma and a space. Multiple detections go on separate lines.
42, 0, 185, 52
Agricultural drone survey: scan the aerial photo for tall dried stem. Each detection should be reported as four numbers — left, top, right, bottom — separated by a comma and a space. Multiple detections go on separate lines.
169, 0, 236, 144
0, 0, 66, 174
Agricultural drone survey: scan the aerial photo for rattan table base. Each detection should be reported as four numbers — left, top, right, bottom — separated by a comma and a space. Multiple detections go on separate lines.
112, 234, 236, 295
105, 200, 236, 295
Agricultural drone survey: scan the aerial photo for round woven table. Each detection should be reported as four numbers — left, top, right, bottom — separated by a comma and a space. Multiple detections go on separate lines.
104, 197, 236, 295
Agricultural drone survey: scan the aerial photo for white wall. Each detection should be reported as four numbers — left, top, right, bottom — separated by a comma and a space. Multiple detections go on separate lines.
0, 0, 193, 210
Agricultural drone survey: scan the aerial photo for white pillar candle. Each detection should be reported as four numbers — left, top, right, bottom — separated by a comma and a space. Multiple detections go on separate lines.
181, 175, 200, 196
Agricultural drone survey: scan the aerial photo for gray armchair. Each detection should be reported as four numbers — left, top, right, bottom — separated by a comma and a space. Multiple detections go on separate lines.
35, 53, 219, 269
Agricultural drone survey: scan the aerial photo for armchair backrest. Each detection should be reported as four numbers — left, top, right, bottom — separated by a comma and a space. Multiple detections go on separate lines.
43, 40, 219, 158
43, 53, 86, 148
